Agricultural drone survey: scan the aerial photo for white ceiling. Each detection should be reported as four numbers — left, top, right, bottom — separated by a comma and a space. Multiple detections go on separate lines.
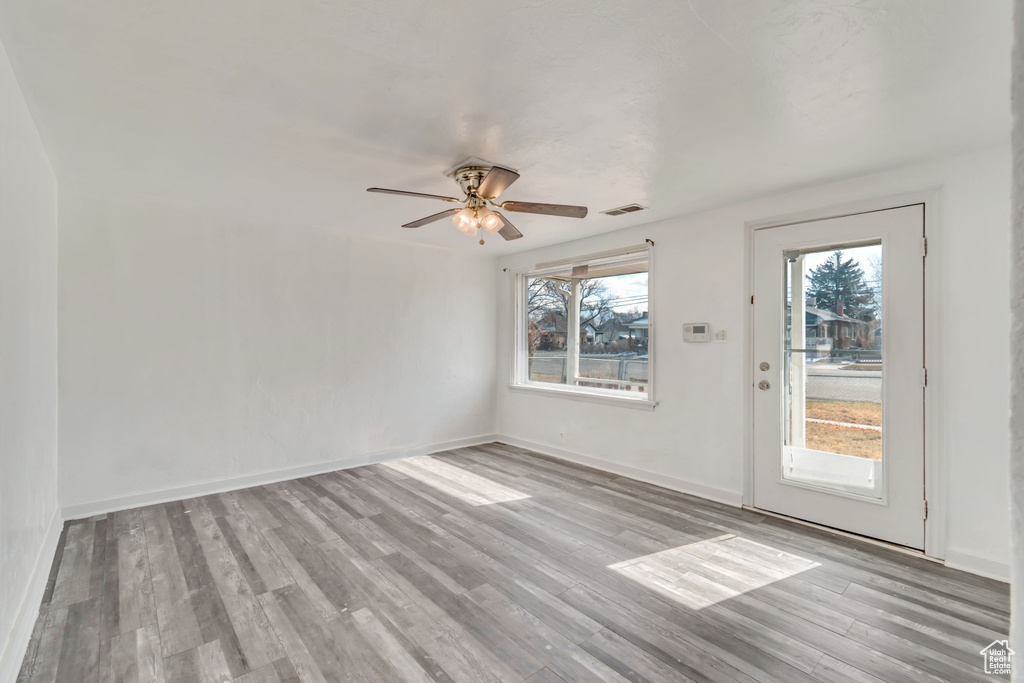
0, 0, 1011, 253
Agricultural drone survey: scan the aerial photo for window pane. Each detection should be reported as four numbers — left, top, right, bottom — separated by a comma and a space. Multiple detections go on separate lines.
526, 276, 570, 386
524, 259, 649, 395
577, 271, 648, 393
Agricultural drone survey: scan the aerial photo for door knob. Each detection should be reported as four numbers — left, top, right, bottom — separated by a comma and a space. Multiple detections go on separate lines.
758, 380, 771, 391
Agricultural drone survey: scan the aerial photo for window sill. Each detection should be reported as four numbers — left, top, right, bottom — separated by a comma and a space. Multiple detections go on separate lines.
506, 383, 658, 411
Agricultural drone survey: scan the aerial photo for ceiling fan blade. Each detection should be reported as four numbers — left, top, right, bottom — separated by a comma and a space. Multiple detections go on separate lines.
497, 213, 523, 241
402, 208, 461, 228
368, 187, 462, 203
476, 166, 520, 200
501, 201, 588, 219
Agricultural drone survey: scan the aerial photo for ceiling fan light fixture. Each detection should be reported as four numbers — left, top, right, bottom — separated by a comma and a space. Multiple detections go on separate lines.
368, 161, 588, 243
452, 207, 479, 234
477, 207, 503, 234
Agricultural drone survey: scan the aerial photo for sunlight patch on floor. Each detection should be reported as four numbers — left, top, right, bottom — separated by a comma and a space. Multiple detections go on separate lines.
382, 455, 531, 505
608, 534, 820, 609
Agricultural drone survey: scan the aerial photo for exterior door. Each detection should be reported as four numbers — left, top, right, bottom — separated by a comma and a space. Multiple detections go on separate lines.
752, 205, 925, 549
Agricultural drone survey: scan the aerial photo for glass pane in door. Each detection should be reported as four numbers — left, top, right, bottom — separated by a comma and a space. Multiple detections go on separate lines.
783, 242, 883, 498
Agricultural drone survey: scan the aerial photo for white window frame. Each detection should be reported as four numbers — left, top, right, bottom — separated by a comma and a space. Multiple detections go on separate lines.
510, 244, 656, 410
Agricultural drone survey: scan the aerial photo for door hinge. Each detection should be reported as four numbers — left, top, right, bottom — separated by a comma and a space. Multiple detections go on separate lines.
923, 500, 929, 520
921, 368, 928, 387
750, 295, 754, 304
922, 237, 928, 258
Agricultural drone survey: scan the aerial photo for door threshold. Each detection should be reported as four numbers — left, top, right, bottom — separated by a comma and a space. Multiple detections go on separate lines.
743, 504, 942, 564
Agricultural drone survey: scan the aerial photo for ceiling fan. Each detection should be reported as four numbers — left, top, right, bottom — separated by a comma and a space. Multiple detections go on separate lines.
367, 159, 588, 244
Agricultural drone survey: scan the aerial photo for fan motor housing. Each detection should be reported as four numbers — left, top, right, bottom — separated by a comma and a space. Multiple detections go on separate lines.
453, 166, 491, 196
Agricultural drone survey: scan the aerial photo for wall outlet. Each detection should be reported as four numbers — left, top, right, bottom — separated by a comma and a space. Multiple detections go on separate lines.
715, 329, 728, 341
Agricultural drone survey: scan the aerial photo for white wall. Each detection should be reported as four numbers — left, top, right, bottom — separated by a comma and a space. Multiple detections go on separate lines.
497, 145, 1012, 579
58, 194, 497, 512
939, 149, 1013, 579
1008, 0, 1022, 672
0, 39, 60, 682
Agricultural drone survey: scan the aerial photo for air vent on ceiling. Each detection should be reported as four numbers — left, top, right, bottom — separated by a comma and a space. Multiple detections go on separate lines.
601, 203, 647, 216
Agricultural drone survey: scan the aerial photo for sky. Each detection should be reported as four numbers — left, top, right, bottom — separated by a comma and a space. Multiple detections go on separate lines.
799, 243, 882, 295
801, 243, 880, 274
592, 272, 648, 314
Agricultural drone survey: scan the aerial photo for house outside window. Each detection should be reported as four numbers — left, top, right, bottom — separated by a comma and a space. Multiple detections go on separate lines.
513, 246, 653, 406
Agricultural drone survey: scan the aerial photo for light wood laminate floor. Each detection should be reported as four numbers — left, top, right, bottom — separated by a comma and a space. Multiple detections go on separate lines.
18, 443, 1010, 682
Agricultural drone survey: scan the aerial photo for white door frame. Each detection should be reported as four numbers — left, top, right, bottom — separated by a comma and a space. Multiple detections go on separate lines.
743, 189, 945, 560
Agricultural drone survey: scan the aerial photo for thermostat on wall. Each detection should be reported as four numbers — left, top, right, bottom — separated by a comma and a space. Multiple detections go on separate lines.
683, 323, 711, 342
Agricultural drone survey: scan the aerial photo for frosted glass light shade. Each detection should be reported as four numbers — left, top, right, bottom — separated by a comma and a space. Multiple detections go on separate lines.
452, 207, 479, 235
477, 207, 502, 234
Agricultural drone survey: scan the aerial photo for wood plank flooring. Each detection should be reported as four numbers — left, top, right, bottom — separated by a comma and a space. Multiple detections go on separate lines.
17, 443, 1010, 682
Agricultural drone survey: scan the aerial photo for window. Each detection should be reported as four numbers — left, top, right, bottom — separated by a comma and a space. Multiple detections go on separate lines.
514, 246, 653, 405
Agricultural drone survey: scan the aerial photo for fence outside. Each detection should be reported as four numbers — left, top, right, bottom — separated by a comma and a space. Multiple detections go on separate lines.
527, 356, 649, 392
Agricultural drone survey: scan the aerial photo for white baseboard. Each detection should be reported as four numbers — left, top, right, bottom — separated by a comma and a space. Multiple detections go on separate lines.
0, 507, 63, 683
62, 434, 499, 520
495, 435, 744, 507
943, 547, 1011, 583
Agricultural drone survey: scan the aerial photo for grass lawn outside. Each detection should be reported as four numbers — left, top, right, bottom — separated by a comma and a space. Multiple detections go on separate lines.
805, 422, 881, 459
806, 400, 881, 426
803, 400, 882, 460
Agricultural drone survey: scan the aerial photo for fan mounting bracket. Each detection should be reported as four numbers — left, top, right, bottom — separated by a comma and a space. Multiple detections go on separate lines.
444, 157, 520, 197
444, 156, 512, 177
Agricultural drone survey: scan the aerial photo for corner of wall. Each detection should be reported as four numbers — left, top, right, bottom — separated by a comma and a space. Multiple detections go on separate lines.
0, 30, 61, 681
0, 509, 62, 682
